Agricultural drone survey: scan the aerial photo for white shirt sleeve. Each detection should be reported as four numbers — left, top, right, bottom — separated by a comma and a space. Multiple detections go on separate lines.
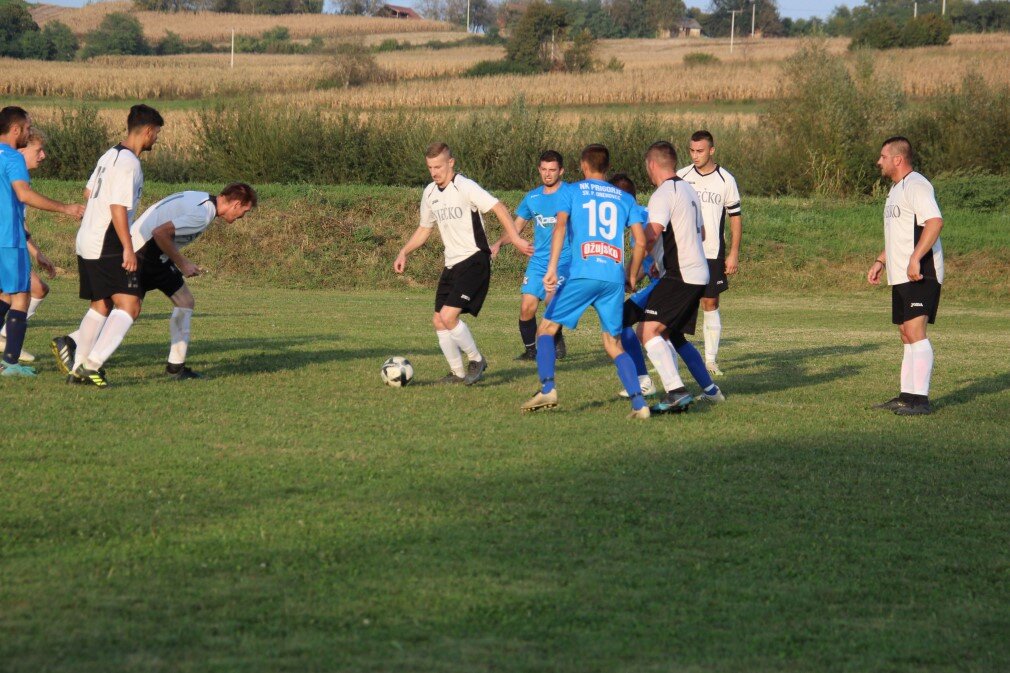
647, 189, 672, 230
456, 177, 499, 214
85, 165, 99, 193
108, 162, 139, 209
907, 179, 942, 224
419, 186, 436, 228
724, 172, 741, 214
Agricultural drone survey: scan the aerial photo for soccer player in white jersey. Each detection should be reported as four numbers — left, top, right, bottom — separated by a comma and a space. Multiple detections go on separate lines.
394, 142, 532, 385
59, 104, 163, 387
52, 184, 257, 381
641, 141, 725, 413
677, 130, 742, 376
867, 136, 944, 416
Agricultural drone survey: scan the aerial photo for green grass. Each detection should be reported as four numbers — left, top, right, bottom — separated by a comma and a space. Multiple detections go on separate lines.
2, 279, 1008, 672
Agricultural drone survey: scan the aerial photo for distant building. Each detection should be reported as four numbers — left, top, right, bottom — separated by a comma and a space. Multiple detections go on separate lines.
677, 17, 703, 38
375, 4, 422, 19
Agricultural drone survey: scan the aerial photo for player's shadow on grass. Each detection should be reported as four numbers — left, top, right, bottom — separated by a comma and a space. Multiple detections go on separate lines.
726, 342, 883, 395
482, 352, 618, 387
933, 371, 1010, 409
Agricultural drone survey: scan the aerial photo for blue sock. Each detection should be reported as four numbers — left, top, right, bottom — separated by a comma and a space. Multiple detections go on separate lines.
621, 327, 648, 377
3, 310, 27, 365
614, 352, 645, 410
536, 334, 556, 393
675, 341, 713, 390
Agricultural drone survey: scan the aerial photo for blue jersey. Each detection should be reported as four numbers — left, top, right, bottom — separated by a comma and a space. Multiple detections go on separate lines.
516, 182, 572, 269
560, 179, 643, 284
0, 144, 29, 249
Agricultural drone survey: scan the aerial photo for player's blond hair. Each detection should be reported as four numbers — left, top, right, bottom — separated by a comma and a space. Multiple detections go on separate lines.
425, 142, 452, 159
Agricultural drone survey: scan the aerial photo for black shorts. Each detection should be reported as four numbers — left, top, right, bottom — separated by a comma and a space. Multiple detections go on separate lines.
435, 252, 491, 316
138, 241, 186, 298
642, 278, 706, 335
623, 298, 645, 328
705, 257, 728, 298
78, 255, 141, 300
892, 279, 941, 325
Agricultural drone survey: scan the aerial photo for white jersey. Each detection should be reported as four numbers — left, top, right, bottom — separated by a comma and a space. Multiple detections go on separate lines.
131, 191, 216, 253
647, 177, 709, 286
884, 171, 944, 285
420, 174, 499, 267
76, 145, 144, 260
677, 164, 741, 260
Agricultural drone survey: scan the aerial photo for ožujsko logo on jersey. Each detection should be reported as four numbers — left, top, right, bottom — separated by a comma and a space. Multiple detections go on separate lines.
581, 241, 622, 263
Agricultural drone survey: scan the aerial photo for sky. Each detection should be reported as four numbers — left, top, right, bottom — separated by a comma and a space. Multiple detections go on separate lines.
35, 0, 863, 21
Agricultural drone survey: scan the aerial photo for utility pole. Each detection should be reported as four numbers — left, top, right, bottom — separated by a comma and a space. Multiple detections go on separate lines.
230, 28, 234, 68
466, 0, 471, 33
942, 0, 946, 15
751, 0, 756, 38
730, 9, 740, 53
914, 2, 918, 19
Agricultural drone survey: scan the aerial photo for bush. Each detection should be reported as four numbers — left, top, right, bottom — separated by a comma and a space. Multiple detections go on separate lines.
34, 106, 112, 180
155, 30, 186, 55
683, 52, 719, 67
932, 171, 1010, 213
18, 28, 49, 60
0, 0, 38, 58
463, 59, 538, 77
900, 15, 951, 48
318, 43, 394, 88
42, 21, 77, 61
82, 12, 149, 58
849, 17, 901, 50
563, 28, 596, 73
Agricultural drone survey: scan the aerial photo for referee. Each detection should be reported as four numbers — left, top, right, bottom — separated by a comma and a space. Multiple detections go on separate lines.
867, 137, 944, 416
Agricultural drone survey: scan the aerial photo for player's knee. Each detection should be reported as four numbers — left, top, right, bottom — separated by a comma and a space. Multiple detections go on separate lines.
432, 313, 445, 330
537, 320, 558, 337
438, 311, 459, 330
702, 297, 718, 311
32, 280, 49, 298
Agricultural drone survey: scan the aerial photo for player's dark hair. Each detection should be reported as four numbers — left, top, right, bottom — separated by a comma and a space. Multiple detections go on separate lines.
0, 106, 29, 135
691, 130, 714, 146
609, 172, 636, 197
646, 141, 678, 169
127, 104, 164, 132
538, 150, 563, 168
581, 144, 610, 173
882, 136, 914, 163
425, 142, 452, 159
220, 182, 258, 208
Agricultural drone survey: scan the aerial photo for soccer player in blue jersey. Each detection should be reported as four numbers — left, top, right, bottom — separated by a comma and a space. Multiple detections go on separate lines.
491, 150, 572, 360
0, 107, 84, 378
521, 144, 650, 419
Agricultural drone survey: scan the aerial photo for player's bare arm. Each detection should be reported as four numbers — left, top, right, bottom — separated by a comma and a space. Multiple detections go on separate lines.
490, 216, 527, 257
542, 211, 568, 292
907, 217, 943, 281
645, 221, 663, 250
726, 213, 742, 275
491, 202, 533, 257
152, 222, 201, 277
393, 226, 434, 273
626, 224, 646, 293
110, 204, 137, 272
25, 234, 56, 278
11, 180, 85, 219
867, 249, 886, 285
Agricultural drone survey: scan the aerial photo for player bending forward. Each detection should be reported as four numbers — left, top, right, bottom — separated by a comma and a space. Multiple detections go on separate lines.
52, 183, 257, 380
521, 144, 649, 419
490, 150, 572, 361
394, 142, 532, 385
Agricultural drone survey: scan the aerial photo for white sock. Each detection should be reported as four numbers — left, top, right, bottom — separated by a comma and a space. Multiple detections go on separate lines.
436, 329, 465, 378
645, 336, 685, 392
69, 329, 81, 343
449, 321, 481, 362
72, 309, 107, 370
638, 374, 651, 387
703, 309, 721, 363
664, 339, 681, 372
900, 344, 913, 394
910, 339, 933, 397
168, 307, 193, 365
84, 309, 134, 370
26, 296, 43, 320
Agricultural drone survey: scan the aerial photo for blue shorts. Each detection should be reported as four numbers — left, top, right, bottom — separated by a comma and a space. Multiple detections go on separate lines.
521, 260, 570, 300
629, 277, 660, 309
544, 277, 625, 336
0, 247, 30, 294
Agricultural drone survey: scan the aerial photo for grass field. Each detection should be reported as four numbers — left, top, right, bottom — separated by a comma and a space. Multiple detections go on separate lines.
2, 275, 1009, 671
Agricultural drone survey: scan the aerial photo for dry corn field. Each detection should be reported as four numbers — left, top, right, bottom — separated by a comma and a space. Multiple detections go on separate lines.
3, 33, 1008, 105
30, 1, 454, 42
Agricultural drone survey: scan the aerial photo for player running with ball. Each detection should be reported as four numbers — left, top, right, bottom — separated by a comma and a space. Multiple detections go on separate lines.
521, 144, 649, 419
394, 142, 532, 385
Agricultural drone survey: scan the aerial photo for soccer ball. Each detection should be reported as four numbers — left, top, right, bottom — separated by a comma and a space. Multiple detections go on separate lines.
380, 356, 414, 387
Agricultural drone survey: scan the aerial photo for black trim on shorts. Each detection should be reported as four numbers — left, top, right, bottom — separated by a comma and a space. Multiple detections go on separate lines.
892, 279, 941, 325
435, 251, 491, 317
704, 257, 728, 298
78, 255, 142, 300
642, 278, 706, 335
138, 240, 185, 298
623, 299, 645, 328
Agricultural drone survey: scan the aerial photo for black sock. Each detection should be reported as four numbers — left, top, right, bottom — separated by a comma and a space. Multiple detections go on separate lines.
0, 300, 10, 326
519, 318, 537, 349
3, 310, 27, 365
554, 326, 564, 342
899, 392, 914, 402
166, 362, 184, 374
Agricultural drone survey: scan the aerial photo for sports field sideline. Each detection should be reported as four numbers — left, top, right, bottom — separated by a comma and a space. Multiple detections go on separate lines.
3, 281, 1008, 671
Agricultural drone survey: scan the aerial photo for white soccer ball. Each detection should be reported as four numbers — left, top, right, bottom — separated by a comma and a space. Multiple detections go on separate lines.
380, 356, 414, 387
